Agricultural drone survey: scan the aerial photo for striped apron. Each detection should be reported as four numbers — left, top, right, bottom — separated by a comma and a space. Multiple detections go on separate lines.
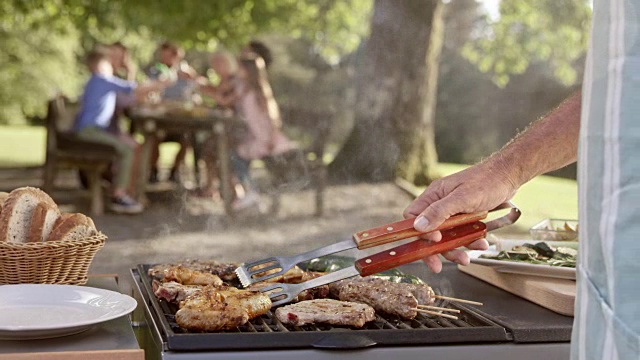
573, 0, 640, 359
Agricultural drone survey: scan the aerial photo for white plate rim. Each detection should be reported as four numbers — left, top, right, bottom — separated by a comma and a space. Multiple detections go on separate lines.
0, 284, 137, 332
468, 248, 576, 280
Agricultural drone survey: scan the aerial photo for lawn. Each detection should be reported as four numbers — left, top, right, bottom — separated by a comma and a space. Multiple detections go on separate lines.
0, 125, 578, 229
0, 125, 181, 168
0, 126, 47, 167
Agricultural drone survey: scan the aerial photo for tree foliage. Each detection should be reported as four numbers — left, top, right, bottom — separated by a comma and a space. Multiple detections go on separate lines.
109, 0, 372, 61
462, 0, 591, 86
0, 1, 83, 124
0, 0, 372, 124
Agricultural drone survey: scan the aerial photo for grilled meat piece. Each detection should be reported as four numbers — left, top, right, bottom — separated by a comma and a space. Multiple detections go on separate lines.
245, 270, 330, 302
153, 281, 203, 303
331, 277, 435, 319
175, 285, 271, 331
181, 259, 239, 282
404, 282, 436, 306
155, 265, 223, 286
250, 265, 307, 284
149, 260, 239, 282
275, 299, 376, 327
246, 280, 330, 303
297, 284, 330, 301
289, 271, 330, 300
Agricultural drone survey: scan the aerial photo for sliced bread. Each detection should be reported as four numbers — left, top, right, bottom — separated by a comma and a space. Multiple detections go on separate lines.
84, 215, 97, 233
0, 187, 57, 243
47, 213, 97, 242
27, 202, 61, 242
0, 192, 9, 215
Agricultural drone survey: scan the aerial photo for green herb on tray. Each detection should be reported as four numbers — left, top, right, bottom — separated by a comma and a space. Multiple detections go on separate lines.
480, 242, 577, 268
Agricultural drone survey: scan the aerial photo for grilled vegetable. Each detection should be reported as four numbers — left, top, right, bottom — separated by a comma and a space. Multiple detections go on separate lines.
480, 242, 577, 268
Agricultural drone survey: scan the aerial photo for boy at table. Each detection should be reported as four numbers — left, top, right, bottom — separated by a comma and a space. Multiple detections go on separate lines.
73, 50, 167, 214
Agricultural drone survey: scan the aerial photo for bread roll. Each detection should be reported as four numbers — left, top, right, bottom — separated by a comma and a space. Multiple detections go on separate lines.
0, 187, 56, 243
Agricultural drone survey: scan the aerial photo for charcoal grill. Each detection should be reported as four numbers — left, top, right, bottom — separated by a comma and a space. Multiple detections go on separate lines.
130, 263, 573, 360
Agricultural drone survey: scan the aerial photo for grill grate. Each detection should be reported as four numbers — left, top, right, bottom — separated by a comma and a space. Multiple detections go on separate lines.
134, 265, 511, 351
161, 299, 480, 334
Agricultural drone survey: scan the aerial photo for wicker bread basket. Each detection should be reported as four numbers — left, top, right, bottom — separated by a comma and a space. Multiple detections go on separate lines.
0, 232, 106, 285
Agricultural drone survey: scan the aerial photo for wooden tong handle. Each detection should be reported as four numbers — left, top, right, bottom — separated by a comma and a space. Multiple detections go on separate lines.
354, 221, 487, 276
353, 211, 488, 250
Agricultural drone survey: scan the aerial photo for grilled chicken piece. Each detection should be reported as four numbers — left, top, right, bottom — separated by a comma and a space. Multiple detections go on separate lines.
149, 260, 239, 282
330, 277, 435, 319
158, 265, 223, 286
217, 287, 273, 319
153, 281, 203, 303
176, 287, 248, 331
275, 299, 376, 327
175, 286, 271, 331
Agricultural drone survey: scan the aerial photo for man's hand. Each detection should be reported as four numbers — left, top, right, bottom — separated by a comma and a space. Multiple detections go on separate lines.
403, 160, 519, 273
403, 92, 581, 273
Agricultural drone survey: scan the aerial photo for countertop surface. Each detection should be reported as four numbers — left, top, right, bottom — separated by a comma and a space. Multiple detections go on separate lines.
0, 276, 141, 354
401, 262, 575, 342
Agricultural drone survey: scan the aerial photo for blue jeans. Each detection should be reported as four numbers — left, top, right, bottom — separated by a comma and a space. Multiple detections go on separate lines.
231, 152, 252, 187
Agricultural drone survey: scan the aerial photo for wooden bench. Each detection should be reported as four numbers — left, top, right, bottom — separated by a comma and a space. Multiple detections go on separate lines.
42, 96, 118, 215
264, 106, 333, 217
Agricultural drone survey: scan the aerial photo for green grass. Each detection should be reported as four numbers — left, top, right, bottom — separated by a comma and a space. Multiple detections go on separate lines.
0, 126, 46, 167
0, 126, 578, 229
436, 163, 578, 231
0, 125, 182, 168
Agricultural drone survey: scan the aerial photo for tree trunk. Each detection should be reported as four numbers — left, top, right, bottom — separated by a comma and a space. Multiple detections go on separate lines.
329, 0, 443, 185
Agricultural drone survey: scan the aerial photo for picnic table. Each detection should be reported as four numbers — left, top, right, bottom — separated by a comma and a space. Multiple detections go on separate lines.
128, 104, 240, 216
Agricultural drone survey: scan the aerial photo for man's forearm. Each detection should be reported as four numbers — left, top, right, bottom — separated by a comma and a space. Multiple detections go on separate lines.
487, 91, 581, 188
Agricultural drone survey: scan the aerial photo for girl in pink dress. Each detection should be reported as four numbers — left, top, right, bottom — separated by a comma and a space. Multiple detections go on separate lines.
232, 55, 296, 209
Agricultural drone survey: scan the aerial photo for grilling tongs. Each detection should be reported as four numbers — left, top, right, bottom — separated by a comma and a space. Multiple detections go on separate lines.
236, 202, 520, 306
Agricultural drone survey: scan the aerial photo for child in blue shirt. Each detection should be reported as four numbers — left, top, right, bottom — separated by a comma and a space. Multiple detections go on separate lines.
74, 50, 165, 214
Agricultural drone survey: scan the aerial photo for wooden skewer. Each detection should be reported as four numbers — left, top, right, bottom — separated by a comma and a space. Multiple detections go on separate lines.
416, 304, 461, 313
413, 308, 458, 320
434, 295, 483, 306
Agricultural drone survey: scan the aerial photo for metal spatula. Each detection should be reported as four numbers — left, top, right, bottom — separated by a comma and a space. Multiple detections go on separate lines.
236, 203, 520, 294
261, 204, 519, 306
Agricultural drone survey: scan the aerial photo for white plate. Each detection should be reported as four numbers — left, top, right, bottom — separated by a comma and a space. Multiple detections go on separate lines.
468, 247, 576, 280
0, 284, 137, 340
